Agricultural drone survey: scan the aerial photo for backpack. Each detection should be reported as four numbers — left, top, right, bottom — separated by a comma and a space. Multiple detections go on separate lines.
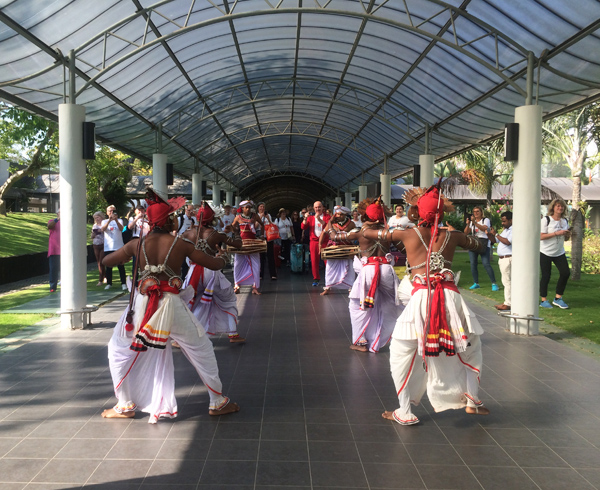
545, 216, 568, 228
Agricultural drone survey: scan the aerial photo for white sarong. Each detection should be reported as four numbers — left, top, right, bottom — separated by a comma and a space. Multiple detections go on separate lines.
108, 287, 228, 423
183, 264, 238, 335
324, 258, 355, 289
233, 253, 260, 288
389, 283, 484, 417
348, 254, 402, 353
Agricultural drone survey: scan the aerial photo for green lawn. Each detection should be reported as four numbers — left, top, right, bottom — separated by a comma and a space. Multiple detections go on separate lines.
396, 250, 600, 345
0, 212, 92, 257
0, 269, 122, 339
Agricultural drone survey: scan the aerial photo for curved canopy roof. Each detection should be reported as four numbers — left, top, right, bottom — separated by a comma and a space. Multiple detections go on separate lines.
2, 0, 600, 209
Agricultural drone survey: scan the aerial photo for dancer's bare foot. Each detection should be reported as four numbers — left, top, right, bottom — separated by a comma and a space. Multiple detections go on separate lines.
320, 289, 330, 296
209, 402, 240, 416
229, 336, 246, 343
101, 408, 135, 419
350, 344, 368, 352
252, 287, 261, 295
466, 406, 490, 415
171, 340, 181, 348
382, 411, 395, 421
234, 286, 240, 294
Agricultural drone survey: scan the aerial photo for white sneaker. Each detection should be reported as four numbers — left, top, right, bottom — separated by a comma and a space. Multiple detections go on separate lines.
104, 285, 112, 290
121, 284, 128, 291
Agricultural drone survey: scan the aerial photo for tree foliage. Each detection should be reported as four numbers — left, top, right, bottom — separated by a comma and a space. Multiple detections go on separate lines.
0, 103, 59, 215
86, 146, 135, 216
542, 106, 597, 280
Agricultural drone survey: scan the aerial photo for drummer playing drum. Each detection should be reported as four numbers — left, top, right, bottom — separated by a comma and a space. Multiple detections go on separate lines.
319, 205, 357, 295
231, 200, 264, 295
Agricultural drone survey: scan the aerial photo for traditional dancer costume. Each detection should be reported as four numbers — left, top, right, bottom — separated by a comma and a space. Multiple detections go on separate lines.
183, 203, 242, 341
106, 191, 233, 423
233, 202, 261, 290
348, 199, 401, 353
322, 206, 357, 292
388, 185, 486, 425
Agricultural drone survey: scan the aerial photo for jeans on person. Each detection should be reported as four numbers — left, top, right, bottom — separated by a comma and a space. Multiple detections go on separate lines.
468, 246, 496, 284
49, 254, 60, 290
104, 250, 127, 285
539, 252, 570, 298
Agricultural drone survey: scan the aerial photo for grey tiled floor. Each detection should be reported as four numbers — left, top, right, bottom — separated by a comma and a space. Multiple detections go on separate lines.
1, 268, 600, 489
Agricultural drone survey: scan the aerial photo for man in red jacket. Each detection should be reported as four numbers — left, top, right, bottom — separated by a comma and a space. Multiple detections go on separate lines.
301, 201, 330, 287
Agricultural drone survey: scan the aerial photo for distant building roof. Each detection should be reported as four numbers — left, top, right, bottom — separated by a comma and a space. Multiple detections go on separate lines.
391, 178, 600, 203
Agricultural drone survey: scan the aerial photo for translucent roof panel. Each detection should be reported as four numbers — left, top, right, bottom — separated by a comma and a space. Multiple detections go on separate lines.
2, 0, 600, 196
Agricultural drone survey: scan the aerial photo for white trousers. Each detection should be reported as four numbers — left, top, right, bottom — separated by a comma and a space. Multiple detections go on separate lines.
498, 256, 512, 306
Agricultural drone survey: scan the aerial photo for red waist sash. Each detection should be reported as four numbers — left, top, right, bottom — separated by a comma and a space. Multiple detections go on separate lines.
411, 278, 463, 357
363, 256, 390, 308
130, 280, 180, 352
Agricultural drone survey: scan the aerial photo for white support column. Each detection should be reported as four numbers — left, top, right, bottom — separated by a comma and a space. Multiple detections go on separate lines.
192, 173, 203, 205
58, 104, 87, 329
358, 185, 367, 202
234, 195, 239, 207
225, 191, 234, 206
510, 104, 543, 335
335, 196, 342, 207
152, 153, 168, 199
345, 192, 353, 209
380, 174, 391, 207
212, 183, 221, 206
419, 154, 434, 187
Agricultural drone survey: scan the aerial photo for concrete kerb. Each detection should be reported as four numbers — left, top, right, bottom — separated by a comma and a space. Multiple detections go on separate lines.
459, 287, 600, 360
0, 290, 127, 355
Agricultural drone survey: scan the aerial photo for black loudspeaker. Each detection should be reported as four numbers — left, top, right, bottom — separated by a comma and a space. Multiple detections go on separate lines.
201, 181, 207, 199
166, 163, 174, 185
82, 122, 95, 160
413, 165, 421, 187
220, 190, 226, 203
504, 123, 519, 162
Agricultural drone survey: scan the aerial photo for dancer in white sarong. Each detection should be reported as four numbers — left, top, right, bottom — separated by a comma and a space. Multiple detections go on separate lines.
182, 202, 245, 343
102, 189, 240, 423
361, 185, 489, 425
231, 200, 263, 295
325, 197, 402, 353
319, 205, 357, 295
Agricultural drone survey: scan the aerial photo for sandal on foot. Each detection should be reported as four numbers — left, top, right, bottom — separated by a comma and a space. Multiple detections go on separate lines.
209, 401, 240, 416
101, 408, 135, 419
466, 405, 490, 415
233, 286, 240, 294
382, 410, 419, 425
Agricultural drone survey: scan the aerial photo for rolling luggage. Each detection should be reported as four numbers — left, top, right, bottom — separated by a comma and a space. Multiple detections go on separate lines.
291, 243, 303, 273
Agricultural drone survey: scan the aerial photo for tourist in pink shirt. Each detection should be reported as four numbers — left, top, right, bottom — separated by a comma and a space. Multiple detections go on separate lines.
47, 210, 60, 292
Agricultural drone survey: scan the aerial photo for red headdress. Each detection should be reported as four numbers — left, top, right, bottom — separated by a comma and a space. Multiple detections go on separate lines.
145, 189, 187, 230
402, 183, 454, 227
365, 196, 386, 222
196, 201, 216, 226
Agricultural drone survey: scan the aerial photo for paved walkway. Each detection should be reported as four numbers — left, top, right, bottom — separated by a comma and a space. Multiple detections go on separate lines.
1, 268, 600, 489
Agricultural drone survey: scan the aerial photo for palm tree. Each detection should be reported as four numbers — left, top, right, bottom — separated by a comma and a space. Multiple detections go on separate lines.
542, 106, 595, 280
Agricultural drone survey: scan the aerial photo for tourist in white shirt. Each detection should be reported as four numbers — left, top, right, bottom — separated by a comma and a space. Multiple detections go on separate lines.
388, 204, 406, 231
539, 199, 571, 309
487, 211, 512, 311
101, 204, 128, 290
127, 205, 149, 277
221, 204, 235, 234
351, 209, 362, 228
275, 208, 293, 265
177, 204, 197, 235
